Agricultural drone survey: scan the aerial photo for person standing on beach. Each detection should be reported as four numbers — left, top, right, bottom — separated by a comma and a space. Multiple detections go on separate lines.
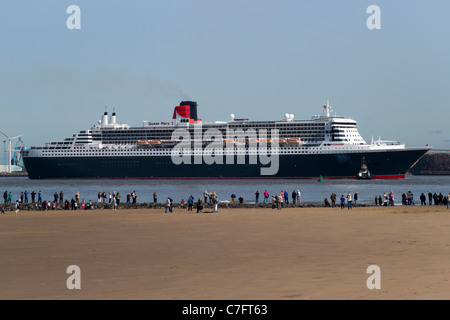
297, 190, 301, 205
231, 192, 236, 204
347, 193, 353, 209
255, 190, 260, 204
212, 196, 218, 212
280, 191, 284, 208
20, 192, 24, 203
116, 193, 121, 205
109, 192, 112, 203
238, 195, 244, 204
8, 192, 13, 204
340, 195, 345, 209
292, 190, 297, 205
420, 193, 426, 205
54, 192, 58, 203
389, 191, 395, 206
284, 190, 289, 204
276, 194, 282, 210
31, 191, 36, 203
204, 189, 208, 203
24, 190, 28, 203
428, 191, 433, 205
330, 192, 336, 207
153, 192, 157, 203
187, 196, 193, 211
264, 190, 269, 203
60, 191, 64, 203
353, 192, 358, 207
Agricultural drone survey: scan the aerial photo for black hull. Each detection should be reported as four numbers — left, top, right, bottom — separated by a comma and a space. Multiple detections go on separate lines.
23, 149, 429, 179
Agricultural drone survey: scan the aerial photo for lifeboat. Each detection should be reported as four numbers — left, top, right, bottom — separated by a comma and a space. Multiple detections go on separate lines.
287, 138, 301, 146
149, 140, 162, 147
137, 140, 149, 148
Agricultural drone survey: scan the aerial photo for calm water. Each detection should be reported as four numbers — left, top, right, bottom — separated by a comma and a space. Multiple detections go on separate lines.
0, 175, 449, 205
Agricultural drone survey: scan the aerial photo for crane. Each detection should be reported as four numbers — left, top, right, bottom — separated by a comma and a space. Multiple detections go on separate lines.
0, 130, 24, 173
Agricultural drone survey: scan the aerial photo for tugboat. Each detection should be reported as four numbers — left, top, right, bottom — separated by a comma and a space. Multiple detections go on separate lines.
356, 156, 372, 180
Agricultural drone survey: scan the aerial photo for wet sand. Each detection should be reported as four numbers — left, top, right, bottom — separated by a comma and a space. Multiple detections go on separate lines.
1, 205, 450, 300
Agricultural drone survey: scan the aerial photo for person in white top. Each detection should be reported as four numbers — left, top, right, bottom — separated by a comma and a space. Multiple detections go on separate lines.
447, 193, 450, 210
347, 193, 353, 209
15, 200, 19, 214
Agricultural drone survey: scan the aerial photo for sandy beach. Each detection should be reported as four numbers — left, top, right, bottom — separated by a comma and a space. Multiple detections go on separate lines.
1, 205, 450, 300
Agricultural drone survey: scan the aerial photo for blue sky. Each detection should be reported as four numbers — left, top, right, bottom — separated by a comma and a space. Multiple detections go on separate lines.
0, 0, 449, 155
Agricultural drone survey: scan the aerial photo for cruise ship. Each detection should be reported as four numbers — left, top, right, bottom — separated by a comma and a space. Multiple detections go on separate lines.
22, 100, 430, 179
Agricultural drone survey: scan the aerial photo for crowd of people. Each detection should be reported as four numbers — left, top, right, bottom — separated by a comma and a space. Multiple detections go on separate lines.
2, 188, 450, 214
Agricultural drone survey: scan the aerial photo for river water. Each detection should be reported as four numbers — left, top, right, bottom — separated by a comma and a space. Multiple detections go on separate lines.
0, 175, 449, 205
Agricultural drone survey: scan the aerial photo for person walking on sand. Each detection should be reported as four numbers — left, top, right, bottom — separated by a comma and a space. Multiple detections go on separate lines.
196, 198, 203, 213
165, 197, 171, 213
112, 196, 117, 211
212, 196, 218, 212
347, 193, 353, 209
14, 200, 19, 214
447, 193, 450, 210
